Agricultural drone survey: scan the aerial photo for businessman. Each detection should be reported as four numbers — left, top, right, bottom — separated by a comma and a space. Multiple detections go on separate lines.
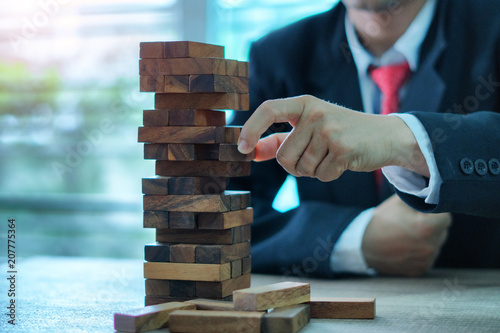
230, 0, 500, 277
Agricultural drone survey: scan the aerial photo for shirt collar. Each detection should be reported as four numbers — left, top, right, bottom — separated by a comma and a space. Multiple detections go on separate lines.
345, 0, 437, 75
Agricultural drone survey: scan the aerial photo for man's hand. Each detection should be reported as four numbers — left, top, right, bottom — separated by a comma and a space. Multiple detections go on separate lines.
362, 194, 452, 277
238, 95, 429, 181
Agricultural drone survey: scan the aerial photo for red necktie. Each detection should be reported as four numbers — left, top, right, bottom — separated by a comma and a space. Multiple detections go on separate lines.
370, 61, 411, 194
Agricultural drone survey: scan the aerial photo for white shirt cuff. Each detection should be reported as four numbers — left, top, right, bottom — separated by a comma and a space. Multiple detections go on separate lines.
382, 114, 442, 205
330, 208, 377, 275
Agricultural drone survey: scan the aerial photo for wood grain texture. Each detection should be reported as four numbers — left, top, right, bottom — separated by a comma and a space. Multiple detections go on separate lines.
144, 262, 231, 282
145, 279, 170, 297
169, 244, 197, 263
145, 243, 170, 262
142, 177, 169, 195
231, 259, 242, 278
156, 225, 251, 245
233, 282, 310, 311
168, 310, 263, 333
167, 144, 220, 161
154, 93, 249, 111
242, 256, 252, 275
140, 75, 164, 93
139, 58, 236, 76
170, 280, 197, 298
195, 242, 251, 264
185, 298, 235, 311
140, 41, 224, 59
219, 143, 256, 161
138, 126, 225, 144
143, 211, 169, 228
141, 177, 226, 195
224, 126, 242, 144
189, 75, 248, 93
145, 295, 232, 306
156, 160, 250, 177
308, 297, 376, 319
262, 304, 310, 333
144, 144, 169, 160
168, 212, 197, 229
196, 274, 251, 298
143, 110, 170, 126
143, 109, 225, 127
237, 61, 249, 78
198, 208, 253, 230
144, 193, 231, 213
114, 302, 196, 332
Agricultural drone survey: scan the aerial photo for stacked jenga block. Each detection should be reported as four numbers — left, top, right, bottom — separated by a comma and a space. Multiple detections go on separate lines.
138, 41, 254, 306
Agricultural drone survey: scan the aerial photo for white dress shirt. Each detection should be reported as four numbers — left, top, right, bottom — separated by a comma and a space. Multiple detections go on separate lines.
330, 0, 441, 274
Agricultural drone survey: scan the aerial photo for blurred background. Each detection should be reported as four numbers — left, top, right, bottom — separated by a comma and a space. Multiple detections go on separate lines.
0, 0, 337, 259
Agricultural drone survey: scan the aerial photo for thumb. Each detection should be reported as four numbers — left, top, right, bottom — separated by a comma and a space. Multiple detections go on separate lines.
254, 132, 290, 162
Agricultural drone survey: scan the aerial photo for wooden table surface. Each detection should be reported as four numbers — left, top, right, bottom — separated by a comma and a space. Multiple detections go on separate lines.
2, 256, 499, 332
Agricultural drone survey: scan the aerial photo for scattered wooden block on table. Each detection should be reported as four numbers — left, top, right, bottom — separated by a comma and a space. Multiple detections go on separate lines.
196, 274, 251, 298
195, 242, 251, 264
145, 242, 170, 262
186, 298, 235, 311
156, 225, 251, 245
114, 301, 196, 333
143, 211, 169, 228
233, 282, 310, 311
262, 304, 310, 333
156, 160, 251, 177
138, 126, 225, 144
198, 208, 253, 230
169, 244, 197, 263
154, 93, 249, 111
309, 297, 376, 319
140, 41, 224, 59
219, 143, 256, 161
169, 309, 263, 333
144, 262, 231, 282
139, 58, 237, 76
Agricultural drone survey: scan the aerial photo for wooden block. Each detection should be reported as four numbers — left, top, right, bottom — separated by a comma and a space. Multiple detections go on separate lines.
145, 295, 232, 306
233, 282, 310, 311
144, 211, 169, 228
155, 93, 249, 111
156, 225, 251, 245
198, 208, 253, 230
145, 243, 170, 262
167, 144, 220, 161
169, 212, 197, 229
144, 193, 231, 213
169, 310, 263, 333
143, 110, 170, 126
196, 274, 251, 298
224, 126, 242, 144
145, 279, 170, 296
156, 160, 250, 177
170, 280, 197, 298
163, 75, 189, 92
144, 144, 169, 160
139, 58, 237, 76
138, 126, 225, 144
142, 177, 169, 195
168, 177, 226, 195
144, 262, 231, 282
169, 109, 226, 126
114, 302, 196, 332
140, 75, 164, 92
228, 191, 251, 210
309, 297, 376, 319
219, 143, 256, 161
189, 75, 248, 94
231, 259, 242, 278
237, 61, 249, 78
262, 304, 310, 333
195, 242, 251, 264
242, 256, 252, 275
185, 298, 235, 311
170, 244, 197, 263
140, 41, 224, 59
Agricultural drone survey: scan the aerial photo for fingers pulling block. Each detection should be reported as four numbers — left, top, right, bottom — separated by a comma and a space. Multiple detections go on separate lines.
169, 310, 263, 333
262, 304, 310, 333
233, 282, 310, 311
113, 302, 196, 332
309, 297, 376, 319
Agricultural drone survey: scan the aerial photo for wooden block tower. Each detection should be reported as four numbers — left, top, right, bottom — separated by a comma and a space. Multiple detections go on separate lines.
138, 41, 254, 306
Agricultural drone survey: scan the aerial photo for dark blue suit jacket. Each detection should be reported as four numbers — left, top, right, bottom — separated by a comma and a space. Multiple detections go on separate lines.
230, 0, 500, 277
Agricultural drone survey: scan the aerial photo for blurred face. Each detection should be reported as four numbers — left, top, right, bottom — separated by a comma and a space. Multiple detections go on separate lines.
341, 0, 405, 12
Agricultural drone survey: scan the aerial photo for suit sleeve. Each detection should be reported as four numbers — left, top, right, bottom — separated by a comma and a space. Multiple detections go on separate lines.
394, 111, 500, 218
228, 41, 367, 278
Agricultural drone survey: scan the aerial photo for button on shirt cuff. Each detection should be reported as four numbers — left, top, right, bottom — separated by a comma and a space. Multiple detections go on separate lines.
382, 114, 442, 204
